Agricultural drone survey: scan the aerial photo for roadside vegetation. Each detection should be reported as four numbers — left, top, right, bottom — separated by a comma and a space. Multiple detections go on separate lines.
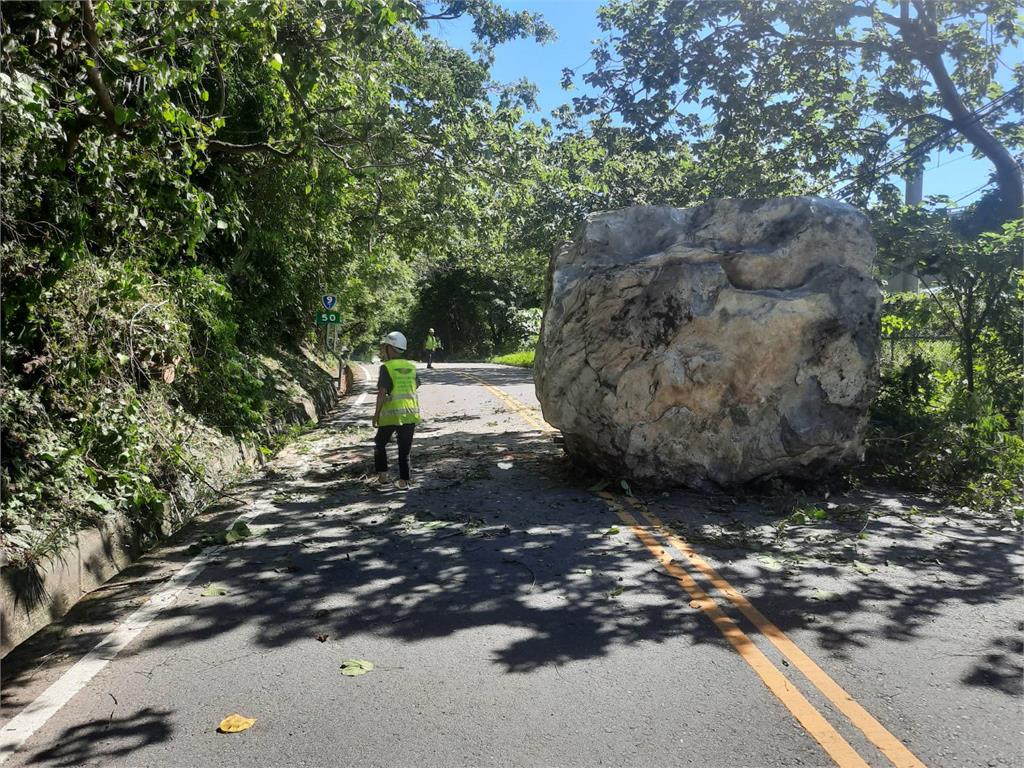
866, 218, 1024, 513
2, 1, 1020, 567
490, 350, 535, 368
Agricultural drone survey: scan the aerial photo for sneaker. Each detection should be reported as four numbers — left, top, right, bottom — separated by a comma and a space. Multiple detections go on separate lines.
374, 472, 389, 485
394, 479, 410, 490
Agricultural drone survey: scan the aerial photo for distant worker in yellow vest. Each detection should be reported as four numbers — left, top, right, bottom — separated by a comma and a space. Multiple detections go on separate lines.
424, 328, 442, 369
372, 331, 421, 489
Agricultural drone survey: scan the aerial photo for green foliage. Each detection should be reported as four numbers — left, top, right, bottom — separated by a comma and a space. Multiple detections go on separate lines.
865, 181, 1022, 514
0, 0, 554, 565
490, 349, 535, 368
0, 260, 190, 563
170, 266, 269, 435
876, 209, 1023, 394
409, 267, 542, 359
871, 276, 1022, 513
569, 0, 1022, 216
869, 376, 1024, 513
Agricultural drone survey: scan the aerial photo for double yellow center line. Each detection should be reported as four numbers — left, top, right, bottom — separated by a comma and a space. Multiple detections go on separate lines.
464, 369, 927, 768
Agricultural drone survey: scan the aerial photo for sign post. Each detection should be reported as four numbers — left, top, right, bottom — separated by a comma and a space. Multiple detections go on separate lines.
317, 295, 343, 393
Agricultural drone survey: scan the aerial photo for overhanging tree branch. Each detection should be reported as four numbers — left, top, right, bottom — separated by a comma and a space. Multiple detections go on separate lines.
207, 139, 299, 158
80, 0, 117, 128
912, 45, 1023, 217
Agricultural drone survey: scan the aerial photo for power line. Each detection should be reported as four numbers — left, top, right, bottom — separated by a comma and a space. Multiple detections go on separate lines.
930, 151, 972, 170
826, 84, 1022, 200
952, 181, 991, 205
834, 85, 1020, 197
834, 86, 1019, 198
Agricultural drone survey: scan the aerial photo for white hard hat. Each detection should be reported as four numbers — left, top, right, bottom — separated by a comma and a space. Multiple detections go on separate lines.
380, 331, 407, 351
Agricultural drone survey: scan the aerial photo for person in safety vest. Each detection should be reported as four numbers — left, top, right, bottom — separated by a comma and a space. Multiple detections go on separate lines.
424, 328, 442, 369
372, 331, 421, 490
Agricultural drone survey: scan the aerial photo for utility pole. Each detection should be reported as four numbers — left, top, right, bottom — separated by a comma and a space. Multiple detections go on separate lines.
891, 0, 922, 293
898, 156, 923, 293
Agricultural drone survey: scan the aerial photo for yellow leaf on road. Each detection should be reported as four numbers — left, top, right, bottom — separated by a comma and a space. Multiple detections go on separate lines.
217, 714, 256, 733
340, 659, 374, 676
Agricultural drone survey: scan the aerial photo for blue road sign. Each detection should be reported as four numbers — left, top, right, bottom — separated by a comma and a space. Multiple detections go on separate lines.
322, 294, 337, 310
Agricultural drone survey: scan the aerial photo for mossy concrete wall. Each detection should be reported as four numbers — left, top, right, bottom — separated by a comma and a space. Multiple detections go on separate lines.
1, 360, 353, 657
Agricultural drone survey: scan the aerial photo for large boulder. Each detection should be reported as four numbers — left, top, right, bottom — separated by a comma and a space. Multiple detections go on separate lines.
534, 197, 882, 488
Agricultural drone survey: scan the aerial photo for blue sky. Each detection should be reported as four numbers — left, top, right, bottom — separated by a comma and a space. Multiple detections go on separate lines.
431, 0, 1022, 206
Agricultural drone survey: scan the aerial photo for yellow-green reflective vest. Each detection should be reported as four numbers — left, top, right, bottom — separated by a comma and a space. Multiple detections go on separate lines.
379, 359, 421, 426
425, 335, 438, 351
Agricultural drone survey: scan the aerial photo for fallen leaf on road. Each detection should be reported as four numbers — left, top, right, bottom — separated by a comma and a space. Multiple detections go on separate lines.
274, 564, 302, 573
217, 714, 255, 733
587, 479, 610, 492
688, 599, 702, 609
603, 527, 620, 536
224, 521, 253, 545
316, 634, 329, 643
496, 462, 513, 470
314, 609, 330, 618
853, 560, 876, 575
201, 585, 229, 597
608, 586, 625, 598
620, 479, 633, 496
573, 567, 594, 576
340, 659, 374, 676
757, 555, 785, 572
196, 520, 265, 549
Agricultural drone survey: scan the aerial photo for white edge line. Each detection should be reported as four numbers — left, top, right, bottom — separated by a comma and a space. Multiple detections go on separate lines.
0, 504, 269, 764
353, 363, 371, 408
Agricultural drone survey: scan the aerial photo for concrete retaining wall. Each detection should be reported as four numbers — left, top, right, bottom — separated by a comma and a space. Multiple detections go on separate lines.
1, 364, 353, 657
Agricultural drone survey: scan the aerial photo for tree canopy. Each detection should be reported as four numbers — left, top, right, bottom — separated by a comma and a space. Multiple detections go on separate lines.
2, 0, 1021, 564
564, 0, 1022, 217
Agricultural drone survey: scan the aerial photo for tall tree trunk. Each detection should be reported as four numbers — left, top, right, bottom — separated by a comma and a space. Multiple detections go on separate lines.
904, 8, 1024, 222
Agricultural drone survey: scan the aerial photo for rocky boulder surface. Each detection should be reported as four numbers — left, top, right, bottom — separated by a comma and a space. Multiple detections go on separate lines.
534, 197, 882, 487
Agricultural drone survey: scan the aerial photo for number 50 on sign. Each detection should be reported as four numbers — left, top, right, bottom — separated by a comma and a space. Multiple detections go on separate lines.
315, 311, 341, 325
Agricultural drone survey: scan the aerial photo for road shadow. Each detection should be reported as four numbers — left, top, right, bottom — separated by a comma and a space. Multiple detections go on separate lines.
639, 485, 1022, 668
960, 623, 1024, 697
0, 476, 276, 713
3, 372, 1019, 767
24, 706, 173, 768
88, 426, 730, 680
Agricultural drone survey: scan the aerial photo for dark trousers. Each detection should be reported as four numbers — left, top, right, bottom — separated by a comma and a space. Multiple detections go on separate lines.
374, 424, 416, 480
426, 350, 434, 367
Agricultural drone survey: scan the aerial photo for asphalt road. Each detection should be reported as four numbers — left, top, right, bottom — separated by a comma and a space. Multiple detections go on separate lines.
2, 362, 1021, 767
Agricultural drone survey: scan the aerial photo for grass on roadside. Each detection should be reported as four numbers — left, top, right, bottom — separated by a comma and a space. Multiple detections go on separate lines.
490, 349, 535, 368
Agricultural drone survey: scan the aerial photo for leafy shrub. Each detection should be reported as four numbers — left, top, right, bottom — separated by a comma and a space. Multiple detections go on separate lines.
867, 349, 1023, 514
490, 349, 535, 367
170, 267, 269, 436
1, 260, 191, 564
